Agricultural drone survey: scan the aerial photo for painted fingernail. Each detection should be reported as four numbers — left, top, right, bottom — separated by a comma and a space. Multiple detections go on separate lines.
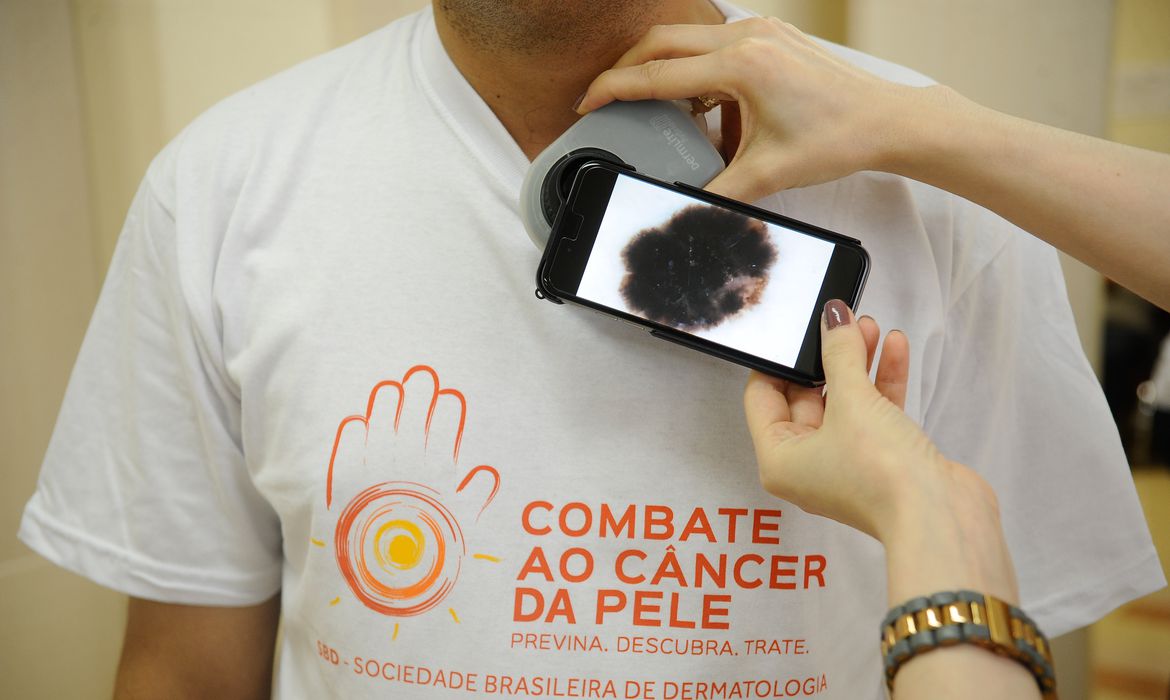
824, 299, 850, 329
572, 92, 586, 112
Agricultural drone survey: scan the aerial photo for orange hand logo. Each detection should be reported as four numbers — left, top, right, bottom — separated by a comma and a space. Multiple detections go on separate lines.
321, 365, 499, 622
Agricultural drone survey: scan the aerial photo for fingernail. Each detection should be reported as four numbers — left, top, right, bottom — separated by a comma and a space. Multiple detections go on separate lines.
572, 92, 586, 112
824, 299, 850, 329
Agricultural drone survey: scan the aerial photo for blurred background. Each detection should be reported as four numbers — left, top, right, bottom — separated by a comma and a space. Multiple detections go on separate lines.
2, 0, 1167, 697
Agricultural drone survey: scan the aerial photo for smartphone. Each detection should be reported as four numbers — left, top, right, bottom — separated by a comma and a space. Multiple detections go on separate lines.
536, 162, 870, 386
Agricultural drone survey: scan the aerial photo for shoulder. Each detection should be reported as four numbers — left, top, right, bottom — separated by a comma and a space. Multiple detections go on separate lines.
146, 10, 425, 202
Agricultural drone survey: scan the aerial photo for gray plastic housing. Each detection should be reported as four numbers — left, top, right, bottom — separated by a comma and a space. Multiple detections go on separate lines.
519, 99, 725, 250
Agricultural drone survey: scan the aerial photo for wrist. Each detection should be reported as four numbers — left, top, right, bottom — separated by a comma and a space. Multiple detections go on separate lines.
874, 84, 981, 184
881, 460, 1020, 606
881, 590, 1056, 699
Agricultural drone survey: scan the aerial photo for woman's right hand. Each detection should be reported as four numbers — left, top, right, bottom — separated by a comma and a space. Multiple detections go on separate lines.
745, 300, 947, 543
576, 17, 948, 202
748, 300, 1020, 606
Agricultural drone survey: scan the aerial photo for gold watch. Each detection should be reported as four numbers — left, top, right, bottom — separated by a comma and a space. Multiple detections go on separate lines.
880, 590, 1056, 698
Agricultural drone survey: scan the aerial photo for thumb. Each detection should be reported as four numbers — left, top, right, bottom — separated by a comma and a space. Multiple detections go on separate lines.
819, 299, 870, 388
703, 148, 782, 203
703, 147, 805, 204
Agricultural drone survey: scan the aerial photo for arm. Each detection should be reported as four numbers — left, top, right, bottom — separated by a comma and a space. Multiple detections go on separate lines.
576, 18, 1170, 310
878, 462, 1037, 700
115, 595, 281, 700
743, 302, 1041, 699
887, 87, 1170, 312
18, 121, 286, 698
880, 464, 1040, 700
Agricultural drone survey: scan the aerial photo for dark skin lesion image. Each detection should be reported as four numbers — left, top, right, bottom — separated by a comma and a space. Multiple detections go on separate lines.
620, 205, 778, 331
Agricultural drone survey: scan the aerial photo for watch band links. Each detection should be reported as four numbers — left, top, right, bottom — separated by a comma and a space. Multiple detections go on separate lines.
880, 590, 1057, 699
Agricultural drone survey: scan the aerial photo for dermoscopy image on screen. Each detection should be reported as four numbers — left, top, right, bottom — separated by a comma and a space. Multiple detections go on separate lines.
577, 175, 836, 368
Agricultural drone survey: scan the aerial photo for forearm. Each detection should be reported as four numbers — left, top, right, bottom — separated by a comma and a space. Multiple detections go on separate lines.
884, 85, 1170, 310
882, 460, 1017, 605
892, 643, 1040, 700
879, 461, 1040, 700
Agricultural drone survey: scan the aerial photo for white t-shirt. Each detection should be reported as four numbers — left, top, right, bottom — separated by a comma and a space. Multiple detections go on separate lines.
21, 4, 1164, 699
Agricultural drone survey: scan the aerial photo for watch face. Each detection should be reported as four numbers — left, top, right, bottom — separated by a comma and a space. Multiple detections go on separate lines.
334, 481, 465, 616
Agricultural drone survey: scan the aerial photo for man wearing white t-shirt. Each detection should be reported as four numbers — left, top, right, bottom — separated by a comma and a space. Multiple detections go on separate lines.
20, 1, 1163, 698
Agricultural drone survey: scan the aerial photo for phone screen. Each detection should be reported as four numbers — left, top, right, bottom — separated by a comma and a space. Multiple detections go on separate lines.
542, 165, 868, 382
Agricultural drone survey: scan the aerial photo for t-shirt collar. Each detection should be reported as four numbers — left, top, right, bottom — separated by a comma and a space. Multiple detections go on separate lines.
412, 2, 753, 200
412, 7, 530, 199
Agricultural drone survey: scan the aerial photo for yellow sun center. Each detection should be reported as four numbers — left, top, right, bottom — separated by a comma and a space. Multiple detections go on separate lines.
374, 520, 425, 571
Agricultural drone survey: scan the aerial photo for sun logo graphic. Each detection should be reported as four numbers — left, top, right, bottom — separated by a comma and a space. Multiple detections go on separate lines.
316, 365, 500, 633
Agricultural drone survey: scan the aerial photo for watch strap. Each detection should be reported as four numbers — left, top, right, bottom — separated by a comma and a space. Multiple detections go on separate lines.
880, 590, 1057, 698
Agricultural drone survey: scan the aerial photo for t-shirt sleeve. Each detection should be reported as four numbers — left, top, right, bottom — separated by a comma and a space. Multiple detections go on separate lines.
18, 154, 282, 605
922, 215, 1165, 636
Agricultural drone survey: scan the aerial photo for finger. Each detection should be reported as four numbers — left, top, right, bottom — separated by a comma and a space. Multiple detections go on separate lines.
426, 388, 467, 466
703, 149, 791, 202
858, 315, 880, 373
577, 54, 735, 114
362, 378, 407, 467
743, 370, 793, 443
875, 330, 911, 410
786, 383, 825, 428
394, 365, 441, 459
706, 137, 847, 201
819, 299, 872, 391
610, 22, 751, 70
326, 411, 372, 509
611, 17, 794, 71
365, 379, 405, 435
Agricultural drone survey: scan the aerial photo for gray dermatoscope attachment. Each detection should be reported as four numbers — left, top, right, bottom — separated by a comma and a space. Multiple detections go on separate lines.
519, 99, 726, 250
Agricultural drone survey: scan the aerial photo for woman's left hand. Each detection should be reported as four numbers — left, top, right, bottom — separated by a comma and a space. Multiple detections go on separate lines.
576, 17, 926, 203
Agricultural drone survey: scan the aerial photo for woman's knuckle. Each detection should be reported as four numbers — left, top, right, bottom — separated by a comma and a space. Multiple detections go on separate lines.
641, 59, 669, 81
731, 37, 779, 70
742, 16, 774, 35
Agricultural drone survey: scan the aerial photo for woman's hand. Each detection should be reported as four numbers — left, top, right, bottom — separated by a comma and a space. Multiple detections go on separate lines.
750, 301, 1019, 605
745, 300, 947, 542
576, 17, 940, 202
578, 17, 1170, 309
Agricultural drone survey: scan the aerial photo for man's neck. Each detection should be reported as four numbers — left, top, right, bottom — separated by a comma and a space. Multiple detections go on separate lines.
433, 1, 725, 160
